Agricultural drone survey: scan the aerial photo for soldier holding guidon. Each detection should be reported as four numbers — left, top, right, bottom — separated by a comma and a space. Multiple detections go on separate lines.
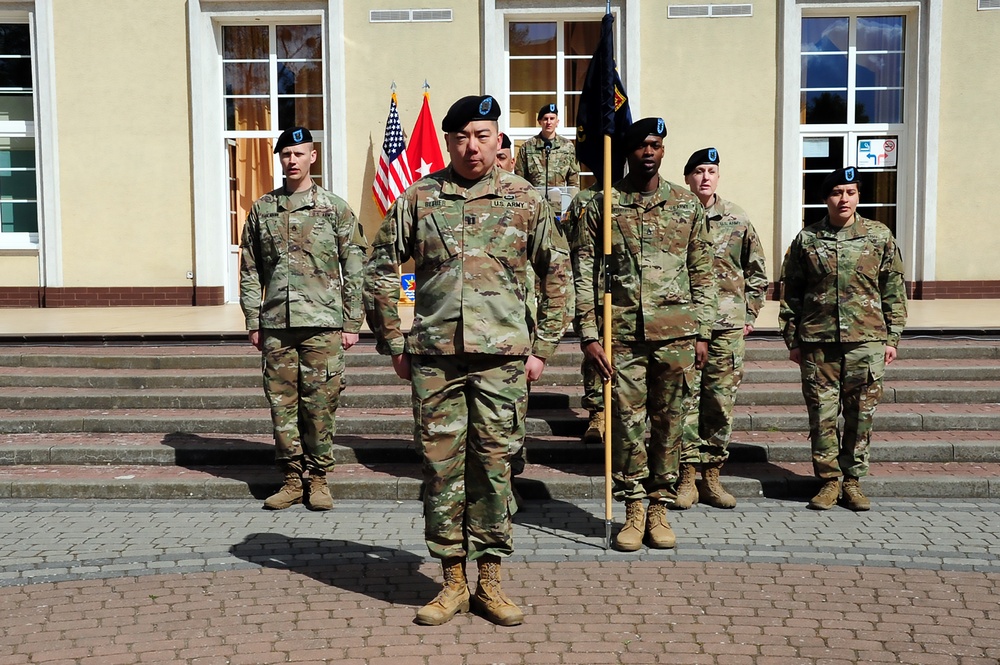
364, 95, 571, 626
779, 166, 907, 511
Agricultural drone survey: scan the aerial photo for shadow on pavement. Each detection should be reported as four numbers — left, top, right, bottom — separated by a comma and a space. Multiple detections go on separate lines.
511, 487, 606, 548
162, 432, 277, 500
229, 532, 439, 606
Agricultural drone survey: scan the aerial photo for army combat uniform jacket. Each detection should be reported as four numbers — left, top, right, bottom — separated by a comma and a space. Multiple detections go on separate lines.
779, 213, 907, 349
364, 165, 572, 360
574, 177, 718, 344
239, 184, 368, 332
515, 134, 580, 189
705, 195, 768, 330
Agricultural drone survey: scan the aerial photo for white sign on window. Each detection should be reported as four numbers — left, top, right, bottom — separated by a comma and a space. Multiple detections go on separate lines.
803, 137, 829, 158
857, 138, 897, 168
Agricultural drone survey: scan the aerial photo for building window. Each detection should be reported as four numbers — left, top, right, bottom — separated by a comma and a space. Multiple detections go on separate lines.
222, 22, 325, 249
0, 22, 37, 245
800, 15, 906, 233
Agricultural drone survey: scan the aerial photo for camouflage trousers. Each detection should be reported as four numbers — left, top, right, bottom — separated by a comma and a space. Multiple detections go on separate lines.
580, 358, 605, 414
611, 337, 696, 503
680, 328, 746, 465
799, 341, 886, 479
261, 327, 345, 473
410, 354, 526, 561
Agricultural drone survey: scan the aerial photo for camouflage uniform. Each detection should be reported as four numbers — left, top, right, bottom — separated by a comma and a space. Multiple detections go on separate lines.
680, 195, 768, 464
566, 185, 604, 417
239, 184, 368, 472
364, 165, 571, 561
573, 177, 717, 502
779, 213, 907, 478
515, 134, 580, 190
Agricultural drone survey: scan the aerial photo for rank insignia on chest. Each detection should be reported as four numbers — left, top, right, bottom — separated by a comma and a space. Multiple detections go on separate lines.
492, 199, 527, 209
464, 213, 478, 226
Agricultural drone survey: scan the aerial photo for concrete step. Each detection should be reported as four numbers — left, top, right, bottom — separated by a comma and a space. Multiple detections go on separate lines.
2, 432, 998, 466
3, 380, 1000, 410
0, 460, 996, 500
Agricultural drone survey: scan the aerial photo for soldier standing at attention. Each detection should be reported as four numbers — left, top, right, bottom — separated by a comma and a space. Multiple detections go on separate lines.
779, 166, 907, 511
573, 118, 717, 552
239, 126, 368, 511
496, 133, 515, 173
514, 103, 580, 191
364, 95, 571, 626
674, 148, 768, 510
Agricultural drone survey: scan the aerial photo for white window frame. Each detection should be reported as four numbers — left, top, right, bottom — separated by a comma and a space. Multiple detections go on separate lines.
778, 0, 942, 285
0, 1, 62, 291
484, 0, 641, 142
188, 0, 347, 303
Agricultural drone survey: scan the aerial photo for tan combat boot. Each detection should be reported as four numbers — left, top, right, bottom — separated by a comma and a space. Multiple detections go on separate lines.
415, 557, 470, 625
613, 499, 646, 552
698, 463, 737, 509
472, 555, 524, 626
807, 478, 841, 510
841, 475, 871, 511
645, 501, 676, 549
306, 471, 333, 511
672, 463, 699, 510
263, 458, 304, 510
583, 411, 604, 445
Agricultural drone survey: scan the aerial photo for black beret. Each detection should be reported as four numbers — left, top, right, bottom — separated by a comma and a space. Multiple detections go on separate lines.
441, 95, 501, 132
820, 166, 862, 199
273, 126, 313, 153
684, 147, 720, 176
537, 103, 558, 120
623, 117, 667, 152
500, 133, 512, 150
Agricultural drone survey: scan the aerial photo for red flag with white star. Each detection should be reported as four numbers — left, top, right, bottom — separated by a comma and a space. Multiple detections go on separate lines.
406, 91, 445, 182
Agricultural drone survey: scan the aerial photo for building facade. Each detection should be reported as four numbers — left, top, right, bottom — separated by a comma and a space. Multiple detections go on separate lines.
0, 0, 997, 308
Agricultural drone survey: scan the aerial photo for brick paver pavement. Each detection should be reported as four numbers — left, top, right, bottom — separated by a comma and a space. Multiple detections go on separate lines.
0, 499, 997, 664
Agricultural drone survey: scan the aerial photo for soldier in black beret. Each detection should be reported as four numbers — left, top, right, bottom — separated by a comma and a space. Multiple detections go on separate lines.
440, 94, 501, 132
497, 132, 514, 173
273, 126, 313, 154
683, 147, 720, 176
622, 116, 668, 152
515, 102, 579, 194
819, 165, 862, 199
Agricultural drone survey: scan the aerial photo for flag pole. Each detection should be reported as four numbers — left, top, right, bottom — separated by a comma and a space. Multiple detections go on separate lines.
602, 132, 613, 550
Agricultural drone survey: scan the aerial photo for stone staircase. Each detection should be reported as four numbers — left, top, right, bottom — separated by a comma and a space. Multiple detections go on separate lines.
0, 338, 998, 501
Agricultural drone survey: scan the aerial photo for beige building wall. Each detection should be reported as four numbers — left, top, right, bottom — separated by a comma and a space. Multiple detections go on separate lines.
342, 2, 481, 242
0, 255, 39, 286
639, 5, 779, 281
52, 0, 193, 287
935, 3, 1000, 280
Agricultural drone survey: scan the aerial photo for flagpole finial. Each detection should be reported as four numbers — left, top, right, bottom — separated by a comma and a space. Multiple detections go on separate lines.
390, 81, 397, 93
423, 79, 430, 91
606, 0, 611, 13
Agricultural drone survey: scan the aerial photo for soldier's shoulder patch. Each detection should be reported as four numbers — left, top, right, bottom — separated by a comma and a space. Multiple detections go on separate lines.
492, 199, 528, 209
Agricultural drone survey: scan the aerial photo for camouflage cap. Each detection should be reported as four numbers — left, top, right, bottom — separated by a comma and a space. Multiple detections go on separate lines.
623, 117, 667, 151
273, 126, 313, 154
441, 95, 501, 132
820, 166, 862, 199
684, 147, 720, 176
537, 103, 558, 120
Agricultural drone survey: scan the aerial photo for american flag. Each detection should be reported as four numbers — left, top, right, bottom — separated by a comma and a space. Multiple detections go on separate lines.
372, 93, 412, 216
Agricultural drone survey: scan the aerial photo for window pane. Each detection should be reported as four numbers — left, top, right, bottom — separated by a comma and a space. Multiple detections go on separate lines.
0, 58, 32, 89
801, 54, 848, 89
223, 25, 268, 60
565, 93, 581, 128
856, 53, 903, 88
857, 16, 904, 52
0, 137, 35, 166
277, 25, 322, 60
224, 62, 269, 95
565, 21, 600, 56
802, 205, 827, 226
510, 59, 555, 93
277, 62, 324, 95
855, 89, 902, 123
228, 137, 273, 245
509, 94, 553, 128
0, 201, 36, 233
802, 91, 847, 124
0, 24, 30, 56
0, 168, 35, 200
565, 59, 589, 91
0, 93, 33, 122
801, 17, 848, 52
278, 96, 323, 130
803, 136, 844, 171
859, 170, 897, 204
509, 22, 555, 57
227, 97, 270, 131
